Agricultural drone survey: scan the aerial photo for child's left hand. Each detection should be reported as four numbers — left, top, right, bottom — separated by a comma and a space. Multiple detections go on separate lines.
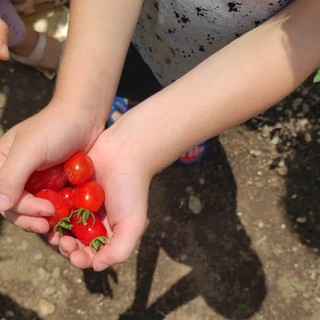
0, 19, 9, 61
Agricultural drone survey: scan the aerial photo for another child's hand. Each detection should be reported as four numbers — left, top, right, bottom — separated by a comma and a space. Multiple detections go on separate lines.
0, 18, 9, 60
49, 127, 151, 271
0, 101, 106, 232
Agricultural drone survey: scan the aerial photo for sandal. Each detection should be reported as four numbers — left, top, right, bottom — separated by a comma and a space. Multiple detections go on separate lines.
107, 96, 130, 127
10, 32, 64, 79
179, 141, 208, 165
12, 0, 68, 16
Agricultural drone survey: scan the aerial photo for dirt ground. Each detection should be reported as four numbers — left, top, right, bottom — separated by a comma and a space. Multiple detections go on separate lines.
1, 57, 320, 320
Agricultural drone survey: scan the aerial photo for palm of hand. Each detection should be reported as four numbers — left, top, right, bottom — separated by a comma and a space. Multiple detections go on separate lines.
51, 129, 150, 271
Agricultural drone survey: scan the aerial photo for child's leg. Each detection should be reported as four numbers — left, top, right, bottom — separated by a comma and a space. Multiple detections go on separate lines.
0, 0, 26, 47
0, 0, 62, 72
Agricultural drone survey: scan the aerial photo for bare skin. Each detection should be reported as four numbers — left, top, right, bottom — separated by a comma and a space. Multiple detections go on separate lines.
0, 0, 63, 70
110, 100, 205, 161
10, 27, 62, 70
0, 0, 320, 272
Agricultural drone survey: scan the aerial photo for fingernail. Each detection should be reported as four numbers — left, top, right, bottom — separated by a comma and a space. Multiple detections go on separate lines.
0, 43, 9, 59
0, 194, 11, 210
94, 262, 109, 272
59, 245, 68, 255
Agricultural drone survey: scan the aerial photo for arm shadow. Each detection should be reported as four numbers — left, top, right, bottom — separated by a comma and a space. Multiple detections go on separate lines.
120, 138, 266, 320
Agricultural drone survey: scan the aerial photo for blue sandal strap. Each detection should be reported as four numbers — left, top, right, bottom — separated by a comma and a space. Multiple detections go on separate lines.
107, 96, 130, 127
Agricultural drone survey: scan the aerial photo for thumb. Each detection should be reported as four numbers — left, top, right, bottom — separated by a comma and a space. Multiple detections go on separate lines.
0, 19, 10, 61
93, 217, 147, 272
0, 141, 43, 210
92, 173, 149, 271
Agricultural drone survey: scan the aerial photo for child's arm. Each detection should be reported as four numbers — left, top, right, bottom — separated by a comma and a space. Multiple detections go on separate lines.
114, 0, 320, 175
53, 0, 143, 119
0, 19, 9, 60
0, 0, 143, 223
57, 0, 320, 271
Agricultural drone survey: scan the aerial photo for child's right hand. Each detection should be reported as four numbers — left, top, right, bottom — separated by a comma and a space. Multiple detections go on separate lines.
0, 100, 107, 233
0, 18, 9, 60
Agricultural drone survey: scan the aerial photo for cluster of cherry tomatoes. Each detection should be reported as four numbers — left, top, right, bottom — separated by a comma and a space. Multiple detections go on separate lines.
25, 151, 108, 251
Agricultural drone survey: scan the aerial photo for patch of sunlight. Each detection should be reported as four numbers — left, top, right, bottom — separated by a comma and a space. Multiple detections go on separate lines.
148, 248, 192, 306
21, 5, 69, 79
22, 5, 69, 41
0, 91, 7, 117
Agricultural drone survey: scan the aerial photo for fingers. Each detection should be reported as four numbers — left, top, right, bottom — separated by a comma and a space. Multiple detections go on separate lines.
0, 19, 9, 61
12, 191, 55, 216
2, 210, 50, 233
88, 168, 148, 271
47, 231, 61, 246
70, 247, 96, 269
92, 217, 146, 272
0, 134, 44, 211
55, 215, 146, 271
58, 236, 94, 267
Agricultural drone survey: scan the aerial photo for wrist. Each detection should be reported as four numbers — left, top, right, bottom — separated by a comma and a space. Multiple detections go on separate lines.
48, 95, 110, 129
52, 64, 118, 127
40, 99, 107, 149
108, 107, 184, 177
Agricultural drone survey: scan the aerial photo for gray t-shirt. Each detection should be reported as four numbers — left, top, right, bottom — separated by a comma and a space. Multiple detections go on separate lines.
133, 0, 291, 86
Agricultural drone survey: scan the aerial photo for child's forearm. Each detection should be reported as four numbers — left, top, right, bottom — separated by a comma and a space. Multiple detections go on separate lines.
117, 0, 320, 173
52, 0, 143, 121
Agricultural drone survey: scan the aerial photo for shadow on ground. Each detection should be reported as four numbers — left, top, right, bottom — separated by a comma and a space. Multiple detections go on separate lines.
118, 139, 266, 320
246, 78, 320, 250
2, 58, 320, 320
0, 292, 43, 320
0, 218, 40, 320
280, 87, 320, 250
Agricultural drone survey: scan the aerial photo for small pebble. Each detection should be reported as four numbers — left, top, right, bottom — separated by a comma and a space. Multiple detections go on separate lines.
52, 267, 61, 278
292, 97, 303, 109
188, 195, 202, 214
296, 216, 307, 224
34, 253, 43, 261
270, 136, 281, 145
39, 298, 55, 316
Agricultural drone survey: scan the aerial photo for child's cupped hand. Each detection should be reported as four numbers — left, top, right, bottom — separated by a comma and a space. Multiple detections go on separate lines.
49, 127, 151, 271
0, 101, 107, 231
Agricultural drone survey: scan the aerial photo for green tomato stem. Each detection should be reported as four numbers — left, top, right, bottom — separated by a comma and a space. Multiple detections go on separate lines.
313, 69, 320, 83
90, 236, 108, 252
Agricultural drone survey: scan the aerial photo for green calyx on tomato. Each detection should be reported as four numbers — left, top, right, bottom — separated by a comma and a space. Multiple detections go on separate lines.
56, 208, 108, 252
314, 69, 320, 83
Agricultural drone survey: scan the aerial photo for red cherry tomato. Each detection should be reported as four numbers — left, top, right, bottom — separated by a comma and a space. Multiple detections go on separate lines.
25, 164, 67, 194
36, 189, 70, 231
70, 209, 107, 251
59, 187, 75, 211
73, 180, 105, 213
63, 151, 94, 186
